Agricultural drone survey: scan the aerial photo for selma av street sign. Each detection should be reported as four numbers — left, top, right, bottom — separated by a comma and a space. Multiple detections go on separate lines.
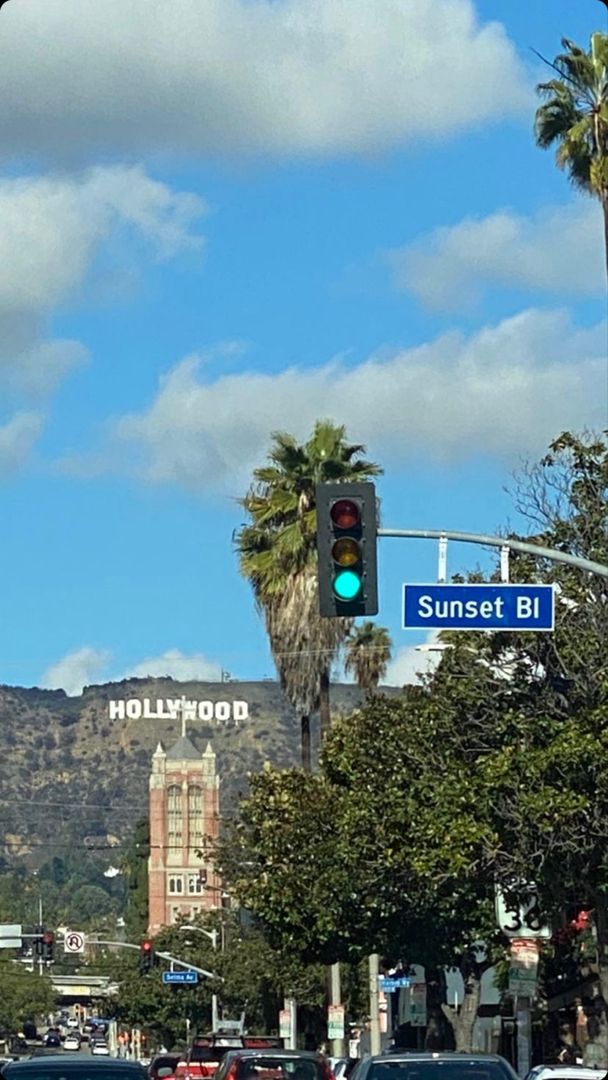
402, 583, 554, 632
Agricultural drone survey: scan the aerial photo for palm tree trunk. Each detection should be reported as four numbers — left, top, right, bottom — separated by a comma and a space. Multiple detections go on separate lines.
319, 668, 331, 745
301, 714, 311, 772
603, 198, 608, 284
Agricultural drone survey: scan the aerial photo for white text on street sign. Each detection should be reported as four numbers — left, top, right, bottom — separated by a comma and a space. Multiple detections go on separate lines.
402, 583, 554, 632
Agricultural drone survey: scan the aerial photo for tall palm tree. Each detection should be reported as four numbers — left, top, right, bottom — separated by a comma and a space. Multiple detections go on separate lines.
344, 622, 392, 692
534, 33, 608, 278
236, 419, 382, 770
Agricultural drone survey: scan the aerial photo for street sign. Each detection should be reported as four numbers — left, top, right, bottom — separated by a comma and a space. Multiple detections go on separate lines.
495, 886, 551, 939
0, 924, 22, 949
162, 970, 199, 985
379, 976, 411, 991
402, 583, 554, 632
64, 930, 86, 954
327, 1005, 345, 1040
279, 1009, 291, 1040
509, 938, 539, 997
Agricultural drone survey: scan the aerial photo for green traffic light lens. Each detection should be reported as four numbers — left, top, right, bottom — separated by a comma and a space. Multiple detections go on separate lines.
333, 569, 362, 601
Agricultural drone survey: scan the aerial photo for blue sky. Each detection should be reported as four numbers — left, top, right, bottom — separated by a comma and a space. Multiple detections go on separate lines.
0, 0, 606, 695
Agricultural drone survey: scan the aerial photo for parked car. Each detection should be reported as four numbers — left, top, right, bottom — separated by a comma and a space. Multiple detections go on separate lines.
213, 1049, 333, 1080
149, 1056, 181, 1080
63, 1035, 81, 1052
347, 1054, 518, 1080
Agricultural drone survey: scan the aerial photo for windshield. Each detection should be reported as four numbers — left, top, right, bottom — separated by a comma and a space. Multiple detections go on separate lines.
235, 1060, 324, 1080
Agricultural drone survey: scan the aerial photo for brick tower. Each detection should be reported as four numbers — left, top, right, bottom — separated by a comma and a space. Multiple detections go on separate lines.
148, 723, 221, 933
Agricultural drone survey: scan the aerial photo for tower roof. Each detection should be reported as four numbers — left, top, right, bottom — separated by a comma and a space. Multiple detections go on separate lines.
166, 734, 201, 761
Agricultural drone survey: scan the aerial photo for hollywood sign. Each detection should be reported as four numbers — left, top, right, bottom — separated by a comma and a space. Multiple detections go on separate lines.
109, 697, 249, 724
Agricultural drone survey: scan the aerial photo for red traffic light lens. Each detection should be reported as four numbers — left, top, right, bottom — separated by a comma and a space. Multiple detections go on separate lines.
330, 499, 360, 530
142, 941, 152, 951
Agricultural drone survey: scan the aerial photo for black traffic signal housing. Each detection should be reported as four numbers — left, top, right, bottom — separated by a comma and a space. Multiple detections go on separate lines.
41, 931, 54, 962
139, 939, 155, 974
315, 482, 378, 617
34, 926, 44, 958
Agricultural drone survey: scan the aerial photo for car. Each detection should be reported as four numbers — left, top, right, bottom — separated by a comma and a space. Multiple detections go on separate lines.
91, 1044, 111, 1058
175, 1038, 283, 1080
43, 1035, 61, 1050
67, 1020, 80, 1030
333, 1062, 358, 1080
64, 1036, 82, 1052
149, 1055, 181, 1080
0, 1058, 148, 1080
525, 1069, 603, 1080
347, 1054, 518, 1080
213, 1048, 333, 1080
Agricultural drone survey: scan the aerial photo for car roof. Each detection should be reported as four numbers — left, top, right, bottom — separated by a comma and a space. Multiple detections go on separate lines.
528, 1072, 605, 1078
227, 1052, 322, 1059
3, 1059, 146, 1071
377, 1056, 510, 1063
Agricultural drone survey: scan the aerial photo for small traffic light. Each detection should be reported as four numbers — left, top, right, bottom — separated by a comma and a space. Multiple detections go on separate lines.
34, 926, 44, 958
42, 931, 54, 962
139, 939, 154, 974
315, 482, 378, 617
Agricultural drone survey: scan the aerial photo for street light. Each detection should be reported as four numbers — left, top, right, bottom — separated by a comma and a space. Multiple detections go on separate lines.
177, 926, 220, 1031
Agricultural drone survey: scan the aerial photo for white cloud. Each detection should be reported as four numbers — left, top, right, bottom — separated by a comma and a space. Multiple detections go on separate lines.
0, 0, 530, 162
0, 165, 205, 473
387, 200, 605, 310
123, 649, 222, 683
72, 308, 605, 493
0, 411, 44, 478
384, 633, 441, 686
41, 647, 111, 697
40, 646, 223, 695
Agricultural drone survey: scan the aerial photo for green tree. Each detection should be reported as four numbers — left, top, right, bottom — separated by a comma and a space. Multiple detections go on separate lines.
344, 622, 392, 691
535, 33, 608, 276
123, 818, 151, 939
0, 963, 55, 1036
236, 420, 382, 769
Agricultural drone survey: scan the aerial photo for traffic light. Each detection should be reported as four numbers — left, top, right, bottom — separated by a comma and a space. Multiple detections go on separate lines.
41, 931, 54, 962
315, 482, 378, 617
34, 926, 44, 958
139, 939, 154, 974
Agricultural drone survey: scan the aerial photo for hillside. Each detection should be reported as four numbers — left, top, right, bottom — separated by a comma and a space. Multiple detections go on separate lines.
0, 677, 401, 864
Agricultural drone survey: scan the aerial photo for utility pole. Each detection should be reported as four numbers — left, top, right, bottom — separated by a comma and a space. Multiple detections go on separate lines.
38, 893, 43, 978
330, 963, 344, 1057
369, 954, 381, 1055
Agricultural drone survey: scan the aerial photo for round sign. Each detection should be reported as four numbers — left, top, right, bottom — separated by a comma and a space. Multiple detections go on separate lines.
64, 931, 85, 953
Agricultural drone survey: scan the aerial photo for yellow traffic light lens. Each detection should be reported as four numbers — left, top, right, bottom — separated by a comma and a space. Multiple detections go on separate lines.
333, 570, 363, 601
332, 537, 360, 567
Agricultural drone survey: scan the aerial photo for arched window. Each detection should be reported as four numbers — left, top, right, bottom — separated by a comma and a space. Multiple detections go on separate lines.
188, 785, 203, 852
167, 785, 182, 852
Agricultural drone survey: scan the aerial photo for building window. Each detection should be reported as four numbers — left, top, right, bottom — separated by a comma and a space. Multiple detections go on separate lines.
168, 875, 184, 895
188, 873, 204, 895
167, 784, 182, 852
188, 785, 203, 852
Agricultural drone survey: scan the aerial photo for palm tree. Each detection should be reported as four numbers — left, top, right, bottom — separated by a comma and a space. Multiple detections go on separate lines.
534, 33, 608, 278
236, 420, 382, 770
344, 622, 392, 692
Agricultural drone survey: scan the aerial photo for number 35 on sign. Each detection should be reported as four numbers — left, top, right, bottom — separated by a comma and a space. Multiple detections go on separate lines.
495, 886, 551, 939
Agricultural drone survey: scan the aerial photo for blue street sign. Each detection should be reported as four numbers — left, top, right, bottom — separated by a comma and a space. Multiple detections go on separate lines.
402, 583, 554, 632
162, 970, 199, 985
380, 977, 411, 991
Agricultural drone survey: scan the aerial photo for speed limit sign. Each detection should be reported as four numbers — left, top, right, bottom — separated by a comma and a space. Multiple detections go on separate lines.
64, 930, 86, 954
